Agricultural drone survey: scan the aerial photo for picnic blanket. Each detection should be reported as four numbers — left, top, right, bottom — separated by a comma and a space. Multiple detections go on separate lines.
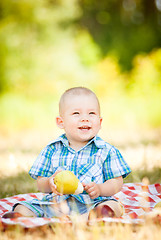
0, 183, 161, 228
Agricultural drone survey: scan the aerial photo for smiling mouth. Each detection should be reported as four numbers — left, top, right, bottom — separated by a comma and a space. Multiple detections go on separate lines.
78, 126, 91, 130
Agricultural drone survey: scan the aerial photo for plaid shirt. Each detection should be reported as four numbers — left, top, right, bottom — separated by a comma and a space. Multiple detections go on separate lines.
29, 134, 131, 205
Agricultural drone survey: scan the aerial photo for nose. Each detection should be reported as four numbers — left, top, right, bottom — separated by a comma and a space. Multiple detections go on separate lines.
80, 114, 89, 122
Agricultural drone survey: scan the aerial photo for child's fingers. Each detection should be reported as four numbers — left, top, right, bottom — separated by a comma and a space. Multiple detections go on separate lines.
82, 182, 86, 187
51, 185, 62, 196
53, 170, 62, 177
48, 175, 62, 195
79, 182, 100, 199
84, 182, 100, 199
48, 170, 63, 195
83, 184, 90, 191
83, 182, 94, 193
85, 182, 94, 190
50, 183, 62, 195
89, 189, 99, 199
82, 182, 89, 191
87, 185, 96, 194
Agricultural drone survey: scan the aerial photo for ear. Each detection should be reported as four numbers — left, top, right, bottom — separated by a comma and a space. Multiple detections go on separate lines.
56, 116, 64, 129
100, 117, 103, 127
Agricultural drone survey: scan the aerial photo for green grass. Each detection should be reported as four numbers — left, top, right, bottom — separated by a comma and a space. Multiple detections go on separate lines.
124, 168, 161, 185
0, 169, 161, 239
0, 168, 161, 199
0, 172, 37, 199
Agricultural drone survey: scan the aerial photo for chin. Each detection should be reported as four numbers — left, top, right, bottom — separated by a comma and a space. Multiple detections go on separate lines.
77, 131, 95, 142
81, 136, 94, 142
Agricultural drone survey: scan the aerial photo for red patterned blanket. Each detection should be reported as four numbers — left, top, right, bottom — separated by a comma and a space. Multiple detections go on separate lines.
0, 183, 161, 228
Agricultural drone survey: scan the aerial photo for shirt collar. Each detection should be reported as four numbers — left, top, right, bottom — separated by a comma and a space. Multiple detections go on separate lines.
48, 134, 106, 150
93, 135, 106, 148
48, 134, 69, 148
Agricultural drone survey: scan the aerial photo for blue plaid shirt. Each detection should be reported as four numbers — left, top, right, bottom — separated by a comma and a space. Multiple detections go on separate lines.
29, 134, 131, 205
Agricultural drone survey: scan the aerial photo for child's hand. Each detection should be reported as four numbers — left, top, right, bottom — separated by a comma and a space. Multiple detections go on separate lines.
82, 182, 101, 199
48, 171, 63, 196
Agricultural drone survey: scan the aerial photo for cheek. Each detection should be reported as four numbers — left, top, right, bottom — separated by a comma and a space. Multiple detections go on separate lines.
95, 122, 102, 131
93, 118, 101, 125
67, 119, 78, 127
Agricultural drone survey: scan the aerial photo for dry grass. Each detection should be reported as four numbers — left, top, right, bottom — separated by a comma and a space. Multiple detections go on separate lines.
1, 220, 161, 240
0, 130, 161, 239
0, 128, 161, 178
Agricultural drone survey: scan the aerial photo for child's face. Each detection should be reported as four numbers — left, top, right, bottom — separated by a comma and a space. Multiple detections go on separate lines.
56, 94, 102, 150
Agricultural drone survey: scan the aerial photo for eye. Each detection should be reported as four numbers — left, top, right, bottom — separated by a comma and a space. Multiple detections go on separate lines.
72, 112, 79, 115
89, 112, 96, 115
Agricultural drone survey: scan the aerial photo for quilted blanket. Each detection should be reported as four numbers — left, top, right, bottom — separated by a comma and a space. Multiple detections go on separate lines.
0, 183, 161, 228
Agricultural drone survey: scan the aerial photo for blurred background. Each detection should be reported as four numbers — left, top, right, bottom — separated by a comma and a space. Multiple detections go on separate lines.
0, 0, 161, 177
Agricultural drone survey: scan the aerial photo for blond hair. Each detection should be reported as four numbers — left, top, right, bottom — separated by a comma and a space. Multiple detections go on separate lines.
59, 87, 100, 116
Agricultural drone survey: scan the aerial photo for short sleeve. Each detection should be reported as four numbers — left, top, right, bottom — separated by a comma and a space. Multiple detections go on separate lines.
29, 145, 55, 179
103, 147, 131, 180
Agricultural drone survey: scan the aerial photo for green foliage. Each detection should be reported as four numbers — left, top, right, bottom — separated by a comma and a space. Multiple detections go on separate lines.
78, 0, 161, 70
0, 0, 81, 93
0, 172, 37, 198
93, 49, 161, 129
0, 92, 59, 133
0, 0, 161, 132
75, 30, 101, 66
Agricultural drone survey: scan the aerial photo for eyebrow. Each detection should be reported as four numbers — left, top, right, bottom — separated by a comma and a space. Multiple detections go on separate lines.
70, 108, 99, 113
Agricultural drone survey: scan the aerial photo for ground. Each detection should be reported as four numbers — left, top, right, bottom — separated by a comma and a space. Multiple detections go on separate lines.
0, 129, 161, 239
